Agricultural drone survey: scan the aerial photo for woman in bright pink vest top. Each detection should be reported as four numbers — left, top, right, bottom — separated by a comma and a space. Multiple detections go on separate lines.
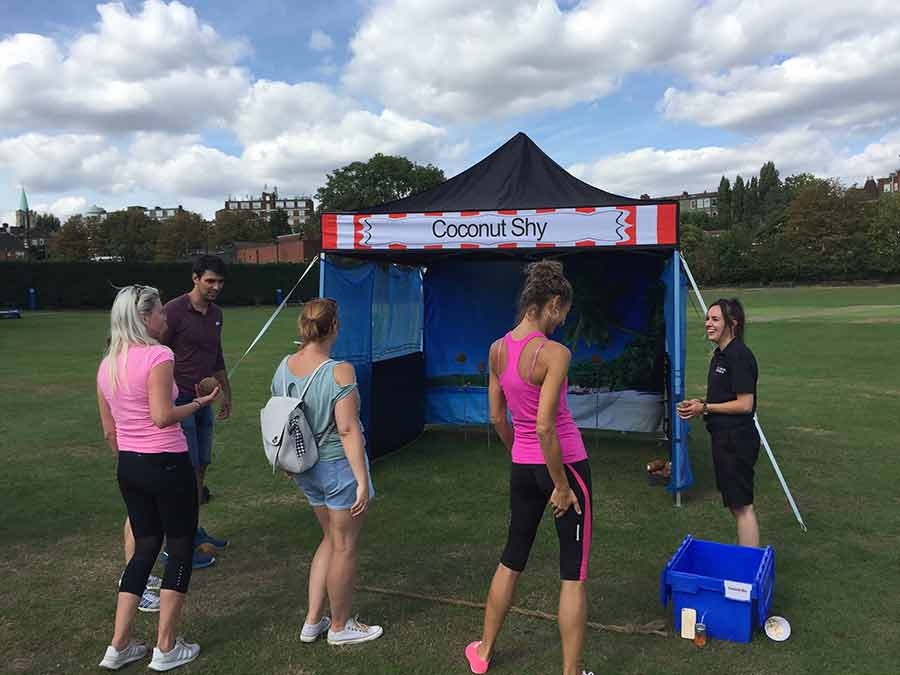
465, 261, 593, 675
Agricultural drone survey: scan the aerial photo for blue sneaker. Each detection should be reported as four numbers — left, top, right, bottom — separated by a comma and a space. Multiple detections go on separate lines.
196, 527, 229, 549
160, 549, 216, 569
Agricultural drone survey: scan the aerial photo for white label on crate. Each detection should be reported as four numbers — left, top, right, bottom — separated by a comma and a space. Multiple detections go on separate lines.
724, 580, 752, 602
680, 608, 697, 639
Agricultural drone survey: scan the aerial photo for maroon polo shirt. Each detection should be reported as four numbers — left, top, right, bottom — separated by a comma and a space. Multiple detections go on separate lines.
162, 294, 225, 398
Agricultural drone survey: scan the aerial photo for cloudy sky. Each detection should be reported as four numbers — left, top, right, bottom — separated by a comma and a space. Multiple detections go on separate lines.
2, 0, 899, 224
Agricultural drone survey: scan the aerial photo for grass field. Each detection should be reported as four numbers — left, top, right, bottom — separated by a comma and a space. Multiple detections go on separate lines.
1, 285, 898, 674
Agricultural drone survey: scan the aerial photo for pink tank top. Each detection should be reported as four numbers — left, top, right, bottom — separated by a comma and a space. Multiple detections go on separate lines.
499, 331, 587, 465
97, 345, 188, 454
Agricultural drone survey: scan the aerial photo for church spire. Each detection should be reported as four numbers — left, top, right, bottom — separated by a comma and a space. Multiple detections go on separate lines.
19, 186, 28, 213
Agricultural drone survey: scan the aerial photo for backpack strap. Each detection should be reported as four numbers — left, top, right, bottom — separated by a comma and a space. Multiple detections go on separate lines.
281, 355, 290, 396
296, 358, 336, 403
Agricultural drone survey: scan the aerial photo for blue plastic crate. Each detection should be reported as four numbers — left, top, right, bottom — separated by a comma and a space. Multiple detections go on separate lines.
661, 535, 775, 643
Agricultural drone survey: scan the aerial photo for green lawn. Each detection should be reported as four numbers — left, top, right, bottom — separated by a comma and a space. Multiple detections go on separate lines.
1, 285, 898, 674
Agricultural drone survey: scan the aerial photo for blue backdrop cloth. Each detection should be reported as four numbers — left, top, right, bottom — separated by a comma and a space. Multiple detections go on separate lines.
422, 256, 660, 380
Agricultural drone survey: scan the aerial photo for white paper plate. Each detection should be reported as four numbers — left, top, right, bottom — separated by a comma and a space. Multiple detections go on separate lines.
764, 615, 791, 641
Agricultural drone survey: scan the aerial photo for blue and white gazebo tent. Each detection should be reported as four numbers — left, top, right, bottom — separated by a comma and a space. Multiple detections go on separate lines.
319, 133, 692, 496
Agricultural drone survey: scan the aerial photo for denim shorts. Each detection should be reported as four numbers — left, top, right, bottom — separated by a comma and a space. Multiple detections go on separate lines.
293, 455, 375, 510
176, 394, 214, 467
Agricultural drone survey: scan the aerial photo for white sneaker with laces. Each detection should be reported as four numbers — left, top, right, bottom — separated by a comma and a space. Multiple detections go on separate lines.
138, 589, 160, 613
148, 637, 200, 671
327, 617, 384, 645
98, 642, 147, 670
300, 616, 332, 643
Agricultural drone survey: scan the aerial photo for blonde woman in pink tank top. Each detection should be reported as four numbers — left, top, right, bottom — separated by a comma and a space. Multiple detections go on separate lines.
465, 261, 593, 675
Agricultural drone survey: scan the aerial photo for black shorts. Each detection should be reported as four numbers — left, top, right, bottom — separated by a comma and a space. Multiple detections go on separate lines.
710, 425, 760, 508
500, 460, 592, 581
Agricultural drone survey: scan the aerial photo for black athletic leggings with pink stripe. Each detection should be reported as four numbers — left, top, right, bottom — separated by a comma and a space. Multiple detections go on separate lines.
501, 459, 593, 581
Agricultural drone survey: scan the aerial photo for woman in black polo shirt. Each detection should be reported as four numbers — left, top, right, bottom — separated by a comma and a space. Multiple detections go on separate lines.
678, 298, 761, 547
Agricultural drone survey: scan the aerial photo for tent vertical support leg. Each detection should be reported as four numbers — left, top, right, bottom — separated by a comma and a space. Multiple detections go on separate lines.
671, 249, 684, 508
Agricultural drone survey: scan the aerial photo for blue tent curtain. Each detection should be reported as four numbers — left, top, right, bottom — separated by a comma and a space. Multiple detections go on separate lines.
321, 255, 425, 450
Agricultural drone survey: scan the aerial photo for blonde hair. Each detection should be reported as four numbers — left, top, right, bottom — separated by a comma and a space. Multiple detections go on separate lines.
298, 298, 338, 345
104, 285, 161, 392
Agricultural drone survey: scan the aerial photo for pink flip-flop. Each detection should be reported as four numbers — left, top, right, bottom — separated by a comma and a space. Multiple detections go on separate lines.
465, 641, 490, 674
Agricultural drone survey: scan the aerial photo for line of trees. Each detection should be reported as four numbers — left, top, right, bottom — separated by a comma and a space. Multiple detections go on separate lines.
25, 152, 898, 283
48, 208, 294, 262
44, 153, 446, 263
681, 162, 900, 284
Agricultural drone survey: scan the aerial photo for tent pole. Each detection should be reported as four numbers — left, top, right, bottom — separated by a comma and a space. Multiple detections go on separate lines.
679, 253, 807, 532
672, 250, 683, 508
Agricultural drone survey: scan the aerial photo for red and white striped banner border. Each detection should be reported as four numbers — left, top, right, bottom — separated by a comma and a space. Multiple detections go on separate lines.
322, 204, 676, 250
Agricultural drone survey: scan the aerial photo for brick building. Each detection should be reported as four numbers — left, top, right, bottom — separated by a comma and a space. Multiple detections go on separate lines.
216, 189, 314, 232
876, 171, 899, 195
233, 233, 321, 264
657, 190, 718, 216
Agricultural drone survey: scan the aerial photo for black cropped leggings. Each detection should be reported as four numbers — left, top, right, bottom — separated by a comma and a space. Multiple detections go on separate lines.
117, 451, 198, 595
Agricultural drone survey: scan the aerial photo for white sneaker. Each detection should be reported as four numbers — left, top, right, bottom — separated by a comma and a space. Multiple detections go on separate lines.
300, 616, 332, 643
327, 617, 383, 645
138, 590, 160, 613
148, 638, 200, 671
98, 642, 147, 670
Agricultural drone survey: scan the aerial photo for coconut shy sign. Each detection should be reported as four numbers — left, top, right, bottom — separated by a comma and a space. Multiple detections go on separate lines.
322, 204, 677, 250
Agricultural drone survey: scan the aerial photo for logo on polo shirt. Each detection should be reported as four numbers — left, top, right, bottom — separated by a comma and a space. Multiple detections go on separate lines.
715, 366, 727, 374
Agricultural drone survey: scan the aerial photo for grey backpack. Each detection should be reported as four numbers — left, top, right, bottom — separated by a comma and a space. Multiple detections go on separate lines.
260, 357, 335, 474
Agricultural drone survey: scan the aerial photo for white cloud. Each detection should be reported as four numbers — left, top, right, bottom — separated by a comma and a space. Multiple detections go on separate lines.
343, 0, 688, 123
569, 127, 900, 198
661, 27, 900, 132
0, 0, 250, 134
0, 133, 120, 193
309, 29, 335, 52
234, 80, 457, 192
0, 104, 459, 215
344, 0, 900, 135
670, 1, 900, 76
31, 196, 89, 219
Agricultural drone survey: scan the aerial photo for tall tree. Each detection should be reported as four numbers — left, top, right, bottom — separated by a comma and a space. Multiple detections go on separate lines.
758, 161, 783, 216
782, 179, 862, 280
97, 210, 159, 262
212, 210, 270, 248
33, 213, 61, 235
50, 215, 92, 261
732, 175, 745, 225
315, 153, 446, 217
269, 208, 290, 238
866, 192, 900, 276
745, 176, 760, 224
783, 173, 823, 202
717, 176, 732, 228
155, 210, 207, 261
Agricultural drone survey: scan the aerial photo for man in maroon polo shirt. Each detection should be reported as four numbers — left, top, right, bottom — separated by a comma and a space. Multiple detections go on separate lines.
162, 255, 232, 561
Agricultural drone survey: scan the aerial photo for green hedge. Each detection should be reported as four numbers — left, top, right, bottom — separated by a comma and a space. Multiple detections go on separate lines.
0, 262, 320, 309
